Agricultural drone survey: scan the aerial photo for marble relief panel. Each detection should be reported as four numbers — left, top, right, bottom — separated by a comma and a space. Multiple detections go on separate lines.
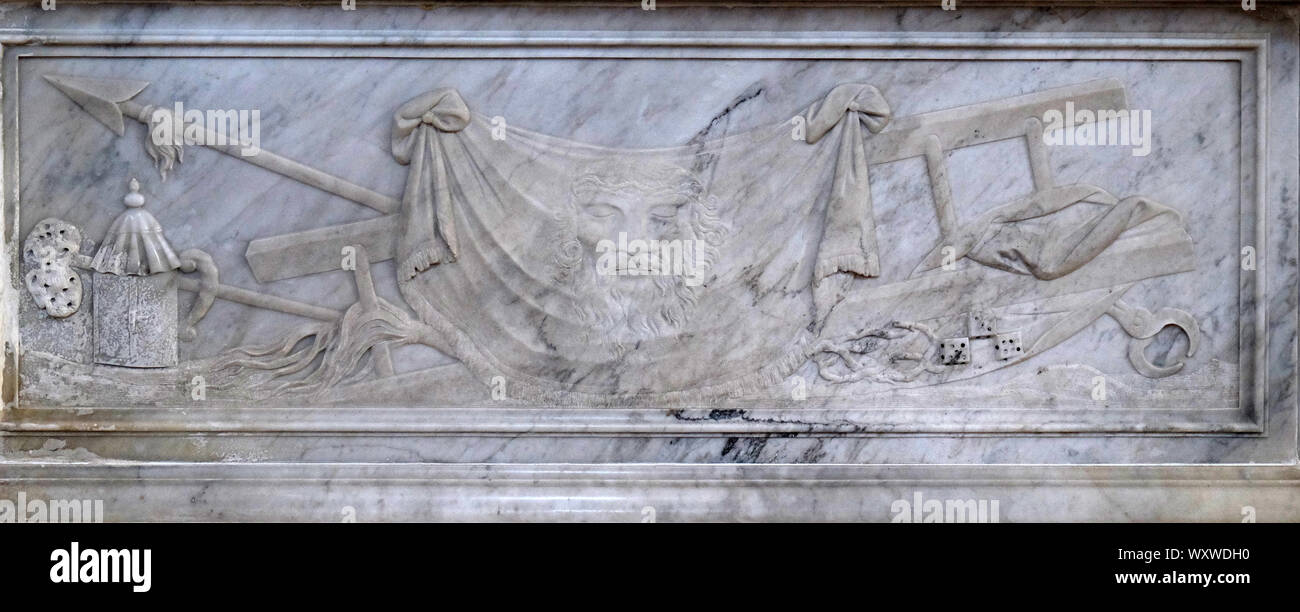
0, 33, 1277, 462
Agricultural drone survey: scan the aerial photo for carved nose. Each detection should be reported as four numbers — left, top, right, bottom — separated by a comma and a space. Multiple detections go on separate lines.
628, 214, 655, 240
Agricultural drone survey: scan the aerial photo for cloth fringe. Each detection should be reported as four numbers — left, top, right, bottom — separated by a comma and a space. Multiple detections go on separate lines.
815, 253, 880, 286
398, 240, 455, 281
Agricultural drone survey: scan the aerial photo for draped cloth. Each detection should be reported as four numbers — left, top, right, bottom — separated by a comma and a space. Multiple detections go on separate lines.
393, 88, 471, 276
391, 84, 893, 398
806, 83, 890, 282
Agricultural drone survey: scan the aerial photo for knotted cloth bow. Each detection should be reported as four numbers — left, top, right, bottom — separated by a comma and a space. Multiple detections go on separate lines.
802, 83, 891, 285
393, 88, 471, 280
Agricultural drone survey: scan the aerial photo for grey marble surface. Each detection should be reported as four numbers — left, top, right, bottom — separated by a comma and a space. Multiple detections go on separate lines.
0, 2, 1296, 521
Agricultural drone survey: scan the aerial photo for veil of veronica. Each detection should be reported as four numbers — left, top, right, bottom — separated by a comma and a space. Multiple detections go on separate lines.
384, 85, 900, 397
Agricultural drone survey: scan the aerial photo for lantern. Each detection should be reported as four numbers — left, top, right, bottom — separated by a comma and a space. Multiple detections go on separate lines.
87, 178, 182, 367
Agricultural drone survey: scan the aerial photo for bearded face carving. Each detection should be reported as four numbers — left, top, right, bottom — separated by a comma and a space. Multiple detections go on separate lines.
551, 160, 728, 345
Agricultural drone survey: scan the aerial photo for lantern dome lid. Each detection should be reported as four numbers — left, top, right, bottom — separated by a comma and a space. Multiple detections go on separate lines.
90, 178, 182, 276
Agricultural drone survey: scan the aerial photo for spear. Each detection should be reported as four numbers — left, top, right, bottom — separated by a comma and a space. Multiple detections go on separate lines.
44, 74, 400, 214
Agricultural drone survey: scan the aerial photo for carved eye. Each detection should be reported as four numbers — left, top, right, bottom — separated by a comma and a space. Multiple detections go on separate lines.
649, 205, 678, 220
582, 203, 619, 219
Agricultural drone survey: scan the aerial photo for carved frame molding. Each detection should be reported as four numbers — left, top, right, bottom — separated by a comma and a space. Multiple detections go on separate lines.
0, 32, 1274, 435
0, 26, 1294, 521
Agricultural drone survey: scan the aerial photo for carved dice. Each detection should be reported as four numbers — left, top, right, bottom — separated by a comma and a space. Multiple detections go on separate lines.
939, 337, 970, 365
967, 310, 997, 338
996, 331, 1023, 361
22, 218, 84, 319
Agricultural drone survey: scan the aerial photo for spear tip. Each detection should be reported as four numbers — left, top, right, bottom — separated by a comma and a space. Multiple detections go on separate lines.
44, 73, 151, 137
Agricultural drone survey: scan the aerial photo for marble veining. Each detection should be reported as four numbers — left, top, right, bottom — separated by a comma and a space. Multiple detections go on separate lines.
0, 3, 1295, 521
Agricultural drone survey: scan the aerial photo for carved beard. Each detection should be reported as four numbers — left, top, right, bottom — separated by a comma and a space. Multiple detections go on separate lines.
550, 197, 726, 353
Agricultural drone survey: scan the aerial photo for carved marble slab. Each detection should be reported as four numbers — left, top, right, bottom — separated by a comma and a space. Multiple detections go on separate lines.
0, 3, 1296, 520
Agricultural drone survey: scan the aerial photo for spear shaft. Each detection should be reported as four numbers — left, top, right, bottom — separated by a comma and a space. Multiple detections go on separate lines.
120, 99, 400, 214
44, 74, 400, 214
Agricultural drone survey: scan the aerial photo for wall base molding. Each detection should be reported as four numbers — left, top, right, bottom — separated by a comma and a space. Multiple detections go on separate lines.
3, 462, 1297, 522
